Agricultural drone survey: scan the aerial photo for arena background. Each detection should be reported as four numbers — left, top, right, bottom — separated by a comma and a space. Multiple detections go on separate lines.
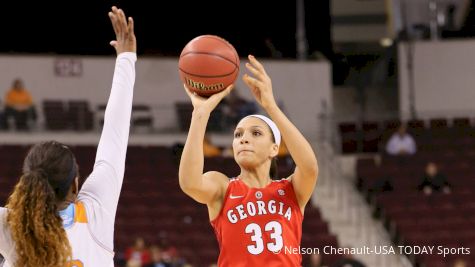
0, 0, 474, 266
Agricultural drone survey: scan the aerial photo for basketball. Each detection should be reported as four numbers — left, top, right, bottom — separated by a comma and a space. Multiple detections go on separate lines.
179, 35, 240, 97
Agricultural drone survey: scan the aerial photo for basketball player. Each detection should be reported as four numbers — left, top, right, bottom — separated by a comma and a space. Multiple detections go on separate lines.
0, 6, 136, 267
179, 55, 318, 266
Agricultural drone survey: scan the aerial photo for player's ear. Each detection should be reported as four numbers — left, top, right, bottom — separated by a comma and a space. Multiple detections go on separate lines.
270, 143, 279, 158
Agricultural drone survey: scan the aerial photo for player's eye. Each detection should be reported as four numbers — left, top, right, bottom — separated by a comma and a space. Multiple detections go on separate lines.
253, 131, 262, 136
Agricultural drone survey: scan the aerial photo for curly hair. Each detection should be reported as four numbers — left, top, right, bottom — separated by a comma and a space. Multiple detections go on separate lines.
5, 141, 78, 267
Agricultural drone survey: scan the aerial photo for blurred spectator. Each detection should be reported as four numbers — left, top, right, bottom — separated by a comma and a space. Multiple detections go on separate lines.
157, 237, 186, 267
221, 146, 234, 158
331, 248, 366, 267
368, 156, 394, 194
4, 78, 37, 130
305, 253, 325, 267
277, 140, 294, 167
127, 259, 143, 267
221, 89, 257, 129
331, 256, 366, 267
144, 246, 171, 267
453, 258, 467, 267
125, 237, 152, 266
203, 134, 222, 157
371, 175, 394, 193
278, 140, 290, 158
172, 134, 222, 160
418, 162, 451, 195
385, 124, 416, 155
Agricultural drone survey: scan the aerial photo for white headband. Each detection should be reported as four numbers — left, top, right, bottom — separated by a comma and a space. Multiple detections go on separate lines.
246, 115, 281, 146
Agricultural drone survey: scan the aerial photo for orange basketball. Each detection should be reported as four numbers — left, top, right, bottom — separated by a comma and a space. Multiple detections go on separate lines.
179, 35, 239, 97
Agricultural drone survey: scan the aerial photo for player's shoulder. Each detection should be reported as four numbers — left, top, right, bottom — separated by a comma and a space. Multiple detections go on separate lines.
204, 171, 228, 179
203, 171, 230, 186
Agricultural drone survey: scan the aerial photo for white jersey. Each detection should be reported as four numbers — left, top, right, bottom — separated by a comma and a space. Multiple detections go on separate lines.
0, 52, 136, 267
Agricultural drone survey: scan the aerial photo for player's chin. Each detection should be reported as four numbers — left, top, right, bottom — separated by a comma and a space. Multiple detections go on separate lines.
235, 157, 256, 169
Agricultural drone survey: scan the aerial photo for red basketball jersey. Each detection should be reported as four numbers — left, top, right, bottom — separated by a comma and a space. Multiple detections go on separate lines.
211, 177, 303, 267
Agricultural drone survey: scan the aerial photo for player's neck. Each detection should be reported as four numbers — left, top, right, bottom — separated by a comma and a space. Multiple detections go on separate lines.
238, 169, 272, 189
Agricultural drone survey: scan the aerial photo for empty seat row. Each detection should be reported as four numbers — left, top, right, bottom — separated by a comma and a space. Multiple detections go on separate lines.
339, 117, 475, 153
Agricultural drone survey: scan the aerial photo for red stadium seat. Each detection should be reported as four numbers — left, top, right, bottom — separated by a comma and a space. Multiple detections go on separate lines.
362, 121, 381, 152
338, 122, 360, 153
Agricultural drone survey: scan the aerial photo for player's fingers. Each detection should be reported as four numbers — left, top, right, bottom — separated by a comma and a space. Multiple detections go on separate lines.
248, 55, 268, 75
111, 7, 123, 35
183, 84, 205, 100
245, 62, 265, 81
208, 89, 231, 106
243, 74, 264, 89
111, 6, 118, 15
128, 17, 135, 36
108, 12, 120, 35
113, 8, 125, 36
211, 84, 234, 100
118, 9, 128, 34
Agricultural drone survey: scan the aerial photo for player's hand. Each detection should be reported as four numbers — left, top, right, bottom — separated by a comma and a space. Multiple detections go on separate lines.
183, 84, 234, 114
242, 55, 277, 110
108, 6, 136, 55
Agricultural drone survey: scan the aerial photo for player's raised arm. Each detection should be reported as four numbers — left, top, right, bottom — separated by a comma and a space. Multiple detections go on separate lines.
0, 6, 137, 267
79, 6, 136, 217
178, 85, 233, 205
242, 55, 318, 210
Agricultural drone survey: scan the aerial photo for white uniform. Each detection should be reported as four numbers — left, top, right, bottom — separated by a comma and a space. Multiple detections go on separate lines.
0, 52, 137, 267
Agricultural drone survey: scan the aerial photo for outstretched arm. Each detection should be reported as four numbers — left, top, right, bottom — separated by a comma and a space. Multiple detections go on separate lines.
243, 55, 318, 210
179, 85, 233, 205
77, 6, 136, 249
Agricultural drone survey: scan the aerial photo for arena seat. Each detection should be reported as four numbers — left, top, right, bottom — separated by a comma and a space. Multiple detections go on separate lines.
338, 122, 359, 153
43, 100, 69, 130
68, 100, 94, 131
